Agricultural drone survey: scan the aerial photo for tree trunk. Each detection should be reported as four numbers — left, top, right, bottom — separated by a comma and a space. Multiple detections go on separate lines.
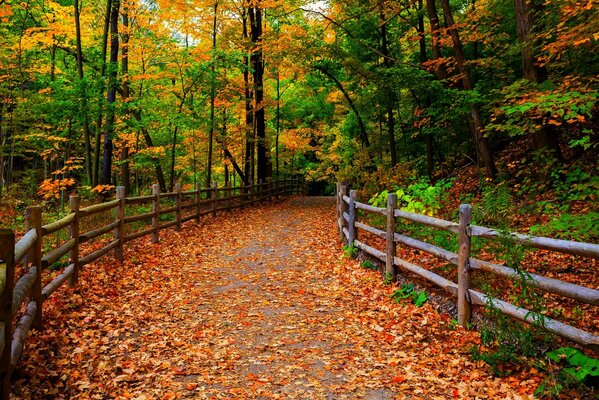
132, 110, 167, 192
249, 4, 270, 182
275, 69, 280, 178
439, 0, 497, 179
120, 3, 130, 194
426, 0, 447, 80
94, 0, 112, 186
380, 6, 396, 166
101, 0, 120, 185
315, 66, 370, 147
514, 0, 562, 159
242, 9, 253, 185
74, 0, 92, 185
206, 1, 218, 187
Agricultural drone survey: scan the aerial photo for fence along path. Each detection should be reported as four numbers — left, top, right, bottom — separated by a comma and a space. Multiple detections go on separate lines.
0, 178, 304, 399
336, 183, 599, 352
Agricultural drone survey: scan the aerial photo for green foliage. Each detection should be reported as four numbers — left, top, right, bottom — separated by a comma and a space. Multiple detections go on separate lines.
382, 273, 395, 285
487, 80, 598, 138
472, 236, 552, 375
546, 347, 599, 384
530, 212, 599, 242
389, 284, 428, 307
569, 134, 595, 151
343, 243, 358, 258
551, 167, 599, 202
368, 178, 453, 216
473, 182, 513, 229
360, 260, 377, 270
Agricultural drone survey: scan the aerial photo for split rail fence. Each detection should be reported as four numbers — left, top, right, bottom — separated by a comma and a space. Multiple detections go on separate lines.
0, 177, 305, 398
336, 183, 599, 353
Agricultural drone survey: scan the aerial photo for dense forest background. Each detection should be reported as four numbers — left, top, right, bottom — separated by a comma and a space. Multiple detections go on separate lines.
0, 0, 596, 226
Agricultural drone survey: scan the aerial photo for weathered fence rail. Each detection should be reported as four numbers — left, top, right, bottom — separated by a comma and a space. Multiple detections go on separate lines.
336, 183, 599, 352
0, 177, 305, 398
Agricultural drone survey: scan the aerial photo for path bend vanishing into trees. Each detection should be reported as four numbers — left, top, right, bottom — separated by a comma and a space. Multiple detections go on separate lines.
12, 197, 538, 399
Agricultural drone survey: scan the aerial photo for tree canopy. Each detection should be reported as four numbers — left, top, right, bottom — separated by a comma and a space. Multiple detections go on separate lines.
0, 0, 596, 201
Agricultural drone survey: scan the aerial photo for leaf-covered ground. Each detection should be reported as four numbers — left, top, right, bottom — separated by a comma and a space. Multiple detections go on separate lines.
13, 197, 542, 399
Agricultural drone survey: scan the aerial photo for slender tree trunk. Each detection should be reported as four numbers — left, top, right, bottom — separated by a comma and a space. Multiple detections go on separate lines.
416, 0, 434, 179
94, 0, 113, 186
101, 0, 120, 185
426, 0, 447, 80
132, 110, 167, 192
242, 11, 254, 185
514, 0, 562, 159
439, 0, 497, 178
120, 3, 131, 194
275, 69, 280, 178
206, 1, 218, 187
74, 0, 92, 185
170, 126, 178, 191
249, 4, 270, 182
380, 6, 396, 166
315, 66, 370, 147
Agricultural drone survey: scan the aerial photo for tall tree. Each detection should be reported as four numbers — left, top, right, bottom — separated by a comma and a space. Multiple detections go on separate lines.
379, 3, 396, 166
206, 1, 218, 187
248, 3, 270, 181
514, 0, 563, 159
101, 0, 120, 185
439, 0, 497, 179
74, 0, 92, 185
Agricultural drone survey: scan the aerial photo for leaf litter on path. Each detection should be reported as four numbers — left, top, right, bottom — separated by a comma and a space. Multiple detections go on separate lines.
12, 197, 541, 399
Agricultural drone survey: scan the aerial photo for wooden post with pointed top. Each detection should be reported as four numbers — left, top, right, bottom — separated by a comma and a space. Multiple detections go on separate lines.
336, 183, 341, 235
175, 183, 182, 231
152, 184, 160, 243
195, 183, 201, 223
386, 193, 397, 278
114, 187, 125, 261
348, 190, 357, 245
457, 204, 473, 327
339, 184, 348, 244
227, 182, 232, 210
25, 207, 42, 328
69, 195, 82, 285
0, 229, 14, 399
211, 181, 217, 217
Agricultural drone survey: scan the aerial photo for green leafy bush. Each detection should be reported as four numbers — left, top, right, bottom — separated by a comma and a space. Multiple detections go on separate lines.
530, 212, 599, 242
390, 284, 428, 307
360, 260, 377, 270
546, 347, 599, 385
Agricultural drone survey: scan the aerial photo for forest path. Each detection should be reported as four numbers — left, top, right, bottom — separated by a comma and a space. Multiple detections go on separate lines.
12, 197, 535, 399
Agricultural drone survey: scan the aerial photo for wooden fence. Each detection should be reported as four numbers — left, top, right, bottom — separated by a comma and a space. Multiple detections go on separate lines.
0, 177, 305, 398
336, 183, 599, 352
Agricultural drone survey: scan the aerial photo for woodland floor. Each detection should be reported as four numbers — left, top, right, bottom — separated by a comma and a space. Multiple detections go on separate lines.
13, 197, 545, 399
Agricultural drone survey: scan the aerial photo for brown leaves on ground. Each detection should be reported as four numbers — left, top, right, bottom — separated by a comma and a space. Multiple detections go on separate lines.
13, 197, 541, 399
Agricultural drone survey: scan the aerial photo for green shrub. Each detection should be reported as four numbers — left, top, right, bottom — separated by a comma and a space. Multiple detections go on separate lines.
530, 212, 599, 242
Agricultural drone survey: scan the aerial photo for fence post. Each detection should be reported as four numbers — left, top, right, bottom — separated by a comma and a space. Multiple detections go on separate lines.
339, 184, 348, 244
348, 190, 357, 245
195, 183, 201, 223
227, 182, 232, 210
25, 207, 42, 328
211, 181, 217, 217
386, 193, 398, 279
68, 195, 81, 286
175, 183, 182, 231
457, 204, 473, 327
0, 229, 15, 399
152, 184, 160, 243
268, 178, 273, 202
114, 187, 125, 261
